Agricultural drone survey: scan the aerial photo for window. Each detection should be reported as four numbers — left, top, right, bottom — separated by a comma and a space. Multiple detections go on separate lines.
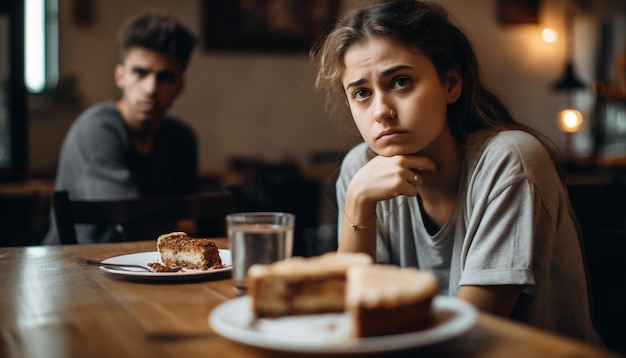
24, 0, 58, 93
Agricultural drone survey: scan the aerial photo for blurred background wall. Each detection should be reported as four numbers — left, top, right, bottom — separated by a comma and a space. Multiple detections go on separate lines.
25, 0, 626, 173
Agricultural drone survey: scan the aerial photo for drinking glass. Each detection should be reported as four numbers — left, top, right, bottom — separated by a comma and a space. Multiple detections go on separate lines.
227, 212, 295, 295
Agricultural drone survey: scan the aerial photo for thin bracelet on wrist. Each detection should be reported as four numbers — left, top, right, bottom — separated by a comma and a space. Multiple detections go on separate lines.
344, 211, 377, 231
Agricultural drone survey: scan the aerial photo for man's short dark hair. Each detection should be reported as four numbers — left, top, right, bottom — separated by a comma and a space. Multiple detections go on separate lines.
118, 11, 197, 71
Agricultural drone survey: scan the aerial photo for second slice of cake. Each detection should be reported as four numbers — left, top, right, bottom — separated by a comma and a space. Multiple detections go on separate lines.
346, 265, 438, 337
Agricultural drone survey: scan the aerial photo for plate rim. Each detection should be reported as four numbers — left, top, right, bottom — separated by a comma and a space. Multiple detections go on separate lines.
99, 250, 232, 278
209, 295, 477, 354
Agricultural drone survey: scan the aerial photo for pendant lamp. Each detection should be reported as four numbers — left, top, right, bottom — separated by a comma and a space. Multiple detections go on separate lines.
552, 62, 586, 91
552, 0, 586, 92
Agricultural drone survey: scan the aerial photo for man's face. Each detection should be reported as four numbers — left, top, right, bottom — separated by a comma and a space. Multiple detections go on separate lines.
114, 47, 185, 131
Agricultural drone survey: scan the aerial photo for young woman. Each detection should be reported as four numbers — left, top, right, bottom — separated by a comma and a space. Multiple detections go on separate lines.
311, 0, 602, 346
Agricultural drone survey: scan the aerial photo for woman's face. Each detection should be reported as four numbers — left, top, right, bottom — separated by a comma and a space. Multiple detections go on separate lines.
341, 37, 460, 157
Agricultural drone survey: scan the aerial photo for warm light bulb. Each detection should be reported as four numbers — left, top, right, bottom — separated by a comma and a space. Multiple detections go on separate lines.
542, 28, 558, 43
558, 109, 583, 132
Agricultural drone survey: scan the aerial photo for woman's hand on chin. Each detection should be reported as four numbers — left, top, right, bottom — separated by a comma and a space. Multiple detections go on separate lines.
348, 154, 437, 203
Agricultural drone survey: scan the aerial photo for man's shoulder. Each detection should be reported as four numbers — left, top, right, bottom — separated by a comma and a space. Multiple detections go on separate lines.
78, 101, 118, 118
73, 101, 122, 129
64, 101, 126, 146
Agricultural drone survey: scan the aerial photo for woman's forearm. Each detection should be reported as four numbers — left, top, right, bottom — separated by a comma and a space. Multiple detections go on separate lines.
338, 188, 378, 258
457, 285, 523, 317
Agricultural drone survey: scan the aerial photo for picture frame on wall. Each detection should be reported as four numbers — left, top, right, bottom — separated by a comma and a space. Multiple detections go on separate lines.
201, 0, 340, 53
497, 0, 539, 25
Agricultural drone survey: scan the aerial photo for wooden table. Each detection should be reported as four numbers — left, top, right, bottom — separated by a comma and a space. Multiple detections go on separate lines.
0, 240, 619, 358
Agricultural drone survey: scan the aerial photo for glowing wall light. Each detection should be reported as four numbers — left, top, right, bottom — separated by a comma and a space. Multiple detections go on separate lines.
558, 109, 583, 133
541, 28, 558, 43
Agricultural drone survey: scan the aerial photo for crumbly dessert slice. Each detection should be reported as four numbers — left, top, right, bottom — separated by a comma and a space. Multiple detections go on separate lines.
156, 232, 223, 270
346, 265, 438, 337
247, 252, 373, 317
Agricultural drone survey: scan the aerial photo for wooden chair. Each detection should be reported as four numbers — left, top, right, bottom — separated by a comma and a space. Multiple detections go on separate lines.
52, 190, 233, 245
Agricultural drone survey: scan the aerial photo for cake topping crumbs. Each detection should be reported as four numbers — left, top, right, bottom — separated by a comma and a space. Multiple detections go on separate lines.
147, 262, 182, 272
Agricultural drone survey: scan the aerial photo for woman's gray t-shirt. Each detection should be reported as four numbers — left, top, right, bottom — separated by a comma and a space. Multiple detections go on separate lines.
336, 130, 601, 346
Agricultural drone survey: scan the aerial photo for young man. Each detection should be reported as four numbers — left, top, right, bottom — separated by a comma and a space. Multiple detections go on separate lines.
44, 12, 198, 244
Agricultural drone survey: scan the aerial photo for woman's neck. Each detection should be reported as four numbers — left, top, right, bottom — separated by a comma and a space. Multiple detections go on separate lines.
416, 127, 462, 229
419, 126, 462, 198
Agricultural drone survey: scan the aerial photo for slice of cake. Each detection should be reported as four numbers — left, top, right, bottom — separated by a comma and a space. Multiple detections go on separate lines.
156, 232, 223, 270
346, 265, 438, 337
247, 252, 373, 317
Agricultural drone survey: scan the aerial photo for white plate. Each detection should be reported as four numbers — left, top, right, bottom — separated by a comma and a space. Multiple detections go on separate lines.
209, 295, 477, 354
99, 250, 231, 279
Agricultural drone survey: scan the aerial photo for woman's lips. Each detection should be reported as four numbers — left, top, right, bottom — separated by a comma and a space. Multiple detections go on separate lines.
376, 129, 407, 140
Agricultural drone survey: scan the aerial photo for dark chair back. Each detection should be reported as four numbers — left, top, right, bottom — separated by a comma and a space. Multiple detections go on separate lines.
581, 226, 626, 354
52, 190, 233, 245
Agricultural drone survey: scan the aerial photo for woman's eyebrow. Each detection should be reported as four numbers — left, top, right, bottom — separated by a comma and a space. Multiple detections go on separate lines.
345, 78, 366, 91
345, 65, 414, 90
381, 65, 413, 77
